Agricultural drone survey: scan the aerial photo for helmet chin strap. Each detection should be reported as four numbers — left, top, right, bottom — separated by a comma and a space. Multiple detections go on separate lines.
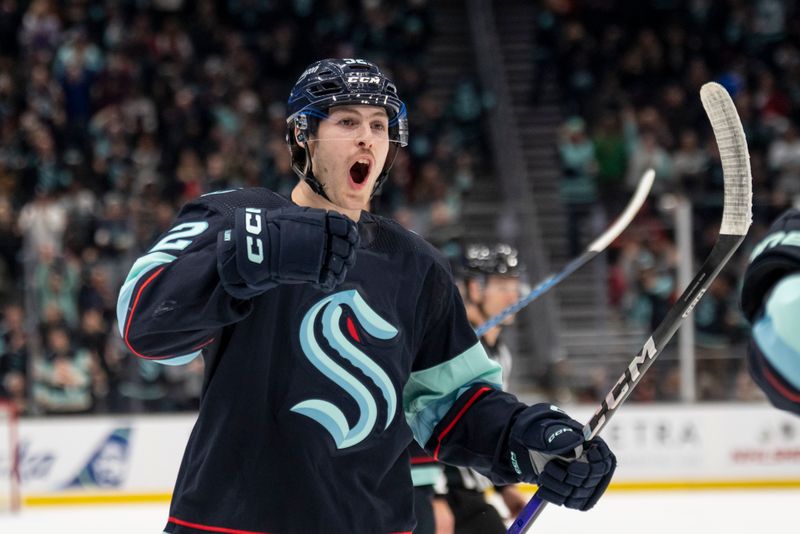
369, 142, 399, 199
369, 172, 387, 199
304, 175, 330, 201
298, 135, 331, 202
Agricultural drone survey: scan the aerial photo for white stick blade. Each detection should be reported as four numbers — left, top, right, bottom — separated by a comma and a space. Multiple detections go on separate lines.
700, 82, 753, 236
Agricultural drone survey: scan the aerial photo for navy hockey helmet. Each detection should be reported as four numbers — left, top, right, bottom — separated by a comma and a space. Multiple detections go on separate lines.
286, 58, 409, 199
462, 243, 522, 279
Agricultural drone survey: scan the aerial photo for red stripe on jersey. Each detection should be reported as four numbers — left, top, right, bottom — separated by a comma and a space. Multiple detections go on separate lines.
410, 456, 437, 465
168, 516, 269, 534
168, 516, 408, 534
762, 355, 800, 402
191, 338, 216, 351
433, 387, 491, 461
124, 269, 212, 360
124, 267, 167, 359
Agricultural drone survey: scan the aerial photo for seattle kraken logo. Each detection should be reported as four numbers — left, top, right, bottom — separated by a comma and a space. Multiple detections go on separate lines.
293, 290, 399, 449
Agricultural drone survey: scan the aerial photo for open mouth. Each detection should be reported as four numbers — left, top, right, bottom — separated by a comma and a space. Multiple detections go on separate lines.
349, 160, 371, 185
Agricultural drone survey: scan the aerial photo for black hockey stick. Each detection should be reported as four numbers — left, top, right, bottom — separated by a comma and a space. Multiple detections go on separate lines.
475, 169, 655, 337
507, 82, 753, 533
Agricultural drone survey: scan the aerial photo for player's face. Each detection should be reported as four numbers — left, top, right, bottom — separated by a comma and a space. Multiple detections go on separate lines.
481, 276, 521, 324
308, 105, 391, 211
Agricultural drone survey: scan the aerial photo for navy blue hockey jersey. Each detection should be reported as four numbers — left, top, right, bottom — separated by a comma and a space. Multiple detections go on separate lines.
117, 189, 528, 534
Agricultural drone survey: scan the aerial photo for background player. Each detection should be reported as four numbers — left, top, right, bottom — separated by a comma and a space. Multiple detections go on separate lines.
741, 209, 800, 416
433, 244, 529, 534
411, 243, 528, 534
449, 244, 529, 528
117, 58, 615, 533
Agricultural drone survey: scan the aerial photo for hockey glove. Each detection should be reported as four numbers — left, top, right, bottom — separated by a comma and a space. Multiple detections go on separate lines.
219, 206, 359, 297
740, 208, 800, 416
741, 208, 800, 321
507, 403, 615, 511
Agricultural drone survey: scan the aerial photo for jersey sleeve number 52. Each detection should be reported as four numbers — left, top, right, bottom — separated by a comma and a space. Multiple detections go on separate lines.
150, 222, 209, 253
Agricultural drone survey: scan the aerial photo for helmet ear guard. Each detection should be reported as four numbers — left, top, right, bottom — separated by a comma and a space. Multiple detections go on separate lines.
293, 113, 310, 144
286, 114, 327, 198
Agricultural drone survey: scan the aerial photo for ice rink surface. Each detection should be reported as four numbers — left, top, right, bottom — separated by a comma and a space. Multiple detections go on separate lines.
0, 489, 796, 533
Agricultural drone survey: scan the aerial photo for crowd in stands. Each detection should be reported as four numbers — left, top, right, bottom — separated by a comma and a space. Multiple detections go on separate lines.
2, 0, 791, 414
545, 0, 794, 401
0, 0, 487, 415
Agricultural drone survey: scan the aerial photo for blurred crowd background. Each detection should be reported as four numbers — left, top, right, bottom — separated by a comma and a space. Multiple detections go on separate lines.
0, 0, 489, 415
544, 0, 796, 404
0, 0, 795, 415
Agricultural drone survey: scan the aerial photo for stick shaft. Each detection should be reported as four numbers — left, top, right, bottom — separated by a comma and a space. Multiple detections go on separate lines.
476, 170, 654, 336
508, 82, 752, 534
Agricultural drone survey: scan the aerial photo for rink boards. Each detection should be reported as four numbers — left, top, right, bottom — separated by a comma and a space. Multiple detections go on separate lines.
6, 403, 800, 506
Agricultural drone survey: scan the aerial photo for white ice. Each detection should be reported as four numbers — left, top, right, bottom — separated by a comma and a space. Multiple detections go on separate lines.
0, 490, 796, 533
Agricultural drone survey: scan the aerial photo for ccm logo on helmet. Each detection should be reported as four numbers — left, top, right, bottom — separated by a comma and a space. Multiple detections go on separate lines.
347, 76, 381, 84
244, 207, 264, 264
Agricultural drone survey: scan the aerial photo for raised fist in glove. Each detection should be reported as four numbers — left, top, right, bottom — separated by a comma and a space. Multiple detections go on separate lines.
218, 206, 359, 297
508, 404, 615, 511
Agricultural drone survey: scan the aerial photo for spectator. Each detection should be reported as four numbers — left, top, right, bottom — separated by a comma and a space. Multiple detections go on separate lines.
627, 251, 674, 333
78, 264, 115, 318
153, 17, 193, 63
25, 64, 65, 131
767, 123, 800, 206
28, 126, 72, 193
541, 1, 800, 401
18, 191, 67, 260
0, 303, 28, 413
0, 1, 22, 61
672, 130, 710, 196
754, 71, 791, 133
1, 0, 483, 415
34, 249, 79, 328
694, 274, 748, 400
19, 0, 61, 59
53, 27, 103, 80
58, 57, 95, 134
558, 116, 598, 255
624, 110, 673, 195
33, 325, 93, 414
93, 193, 134, 261
94, 51, 134, 110
77, 308, 116, 412
0, 196, 21, 297
592, 110, 628, 216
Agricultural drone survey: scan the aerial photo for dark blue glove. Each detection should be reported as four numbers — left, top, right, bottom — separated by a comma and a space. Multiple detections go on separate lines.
219, 206, 359, 297
740, 209, 800, 416
508, 404, 615, 511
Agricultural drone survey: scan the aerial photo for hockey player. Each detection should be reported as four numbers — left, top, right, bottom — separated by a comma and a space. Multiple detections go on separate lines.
409, 440, 452, 534
741, 208, 800, 416
413, 244, 529, 534
450, 244, 529, 530
117, 58, 616, 534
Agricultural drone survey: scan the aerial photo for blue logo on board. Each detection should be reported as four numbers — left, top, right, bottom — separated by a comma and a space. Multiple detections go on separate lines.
64, 428, 131, 489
